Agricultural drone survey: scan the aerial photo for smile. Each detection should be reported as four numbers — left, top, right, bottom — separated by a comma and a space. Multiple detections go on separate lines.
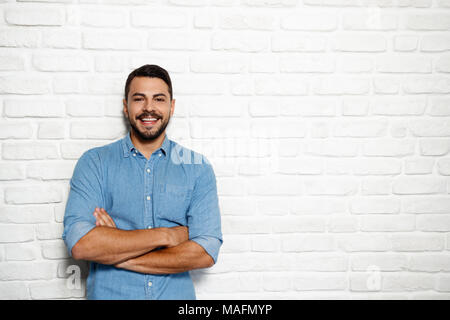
139, 118, 159, 127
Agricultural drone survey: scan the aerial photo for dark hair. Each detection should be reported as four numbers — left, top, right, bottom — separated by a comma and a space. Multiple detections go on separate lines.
124, 64, 173, 102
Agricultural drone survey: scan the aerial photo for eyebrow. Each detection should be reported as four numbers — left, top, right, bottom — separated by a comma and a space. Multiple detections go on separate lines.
131, 92, 168, 99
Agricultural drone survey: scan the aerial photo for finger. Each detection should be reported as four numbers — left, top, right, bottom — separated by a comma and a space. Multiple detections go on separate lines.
102, 209, 116, 227
96, 209, 111, 227
100, 208, 116, 228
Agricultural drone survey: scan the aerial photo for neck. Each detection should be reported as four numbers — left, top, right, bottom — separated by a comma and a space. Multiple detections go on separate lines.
129, 130, 165, 160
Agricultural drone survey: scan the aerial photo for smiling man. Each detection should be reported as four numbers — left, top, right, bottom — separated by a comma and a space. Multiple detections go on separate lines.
62, 64, 223, 300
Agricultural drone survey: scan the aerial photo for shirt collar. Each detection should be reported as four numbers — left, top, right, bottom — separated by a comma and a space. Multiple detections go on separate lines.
121, 131, 170, 158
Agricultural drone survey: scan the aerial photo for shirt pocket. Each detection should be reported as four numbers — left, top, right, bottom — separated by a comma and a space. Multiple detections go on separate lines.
156, 183, 191, 226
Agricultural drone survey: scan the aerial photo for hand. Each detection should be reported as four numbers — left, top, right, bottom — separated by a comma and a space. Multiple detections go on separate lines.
166, 226, 189, 247
93, 207, 117, 228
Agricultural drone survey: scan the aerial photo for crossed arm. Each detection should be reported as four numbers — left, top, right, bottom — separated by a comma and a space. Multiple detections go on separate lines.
71, 208, 214, 274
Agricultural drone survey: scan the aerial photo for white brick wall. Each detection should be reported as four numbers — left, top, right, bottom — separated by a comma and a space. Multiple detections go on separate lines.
0, 0, 449, 300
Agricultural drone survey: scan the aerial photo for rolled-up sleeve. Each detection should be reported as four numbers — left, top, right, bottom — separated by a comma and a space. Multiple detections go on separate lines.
187, 161, 223, 264
62, 149, 104, 257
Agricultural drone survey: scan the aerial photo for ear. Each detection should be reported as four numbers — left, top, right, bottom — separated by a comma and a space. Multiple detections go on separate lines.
170, 98, 175, 117
123, 98, 129, 119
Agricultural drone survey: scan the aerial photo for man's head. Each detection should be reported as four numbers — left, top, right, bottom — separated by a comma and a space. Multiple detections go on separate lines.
123, 64, 175, 141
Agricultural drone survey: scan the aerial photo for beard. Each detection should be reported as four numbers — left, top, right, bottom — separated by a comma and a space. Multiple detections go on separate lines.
128, 111, 171, 141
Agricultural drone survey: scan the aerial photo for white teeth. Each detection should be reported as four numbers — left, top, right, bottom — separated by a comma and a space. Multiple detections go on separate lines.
141, 118, 157, 121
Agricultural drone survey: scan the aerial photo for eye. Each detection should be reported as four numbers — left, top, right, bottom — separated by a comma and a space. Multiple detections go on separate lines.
156, 98, 165, 102
134, 98, 143, 102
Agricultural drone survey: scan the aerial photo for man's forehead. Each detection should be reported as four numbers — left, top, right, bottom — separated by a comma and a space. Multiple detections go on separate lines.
129, 76, 169, 94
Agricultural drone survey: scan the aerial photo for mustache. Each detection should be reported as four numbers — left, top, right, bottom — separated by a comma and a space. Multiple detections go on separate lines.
136, 112, 161, 120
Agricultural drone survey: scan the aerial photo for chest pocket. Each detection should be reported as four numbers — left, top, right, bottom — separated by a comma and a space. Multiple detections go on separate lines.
156, 183, 191, 227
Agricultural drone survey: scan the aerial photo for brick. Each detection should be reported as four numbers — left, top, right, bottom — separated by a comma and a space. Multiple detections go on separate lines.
373, 77, 400, 94
0, 225, 34, 243
0, 205, 53, 224
131, 9, 187, 28
338, 55, 372, 73
2, 143, 58, 160
382, 273, 435, 291
332, 34, 386, 52
281, 13, 337, 31
5, 243, 40, 261
242, 0, 298, 6
0, 76, 50, 95
409, 253, 450, 272
337, 234, 391, 252
262, 272, 291, 291
280, 54, 335, 73
41, 240, 69, 259
421, 135, 447, 154
188, 98, 245, 117
220, 13, 275, 30
404, 158, 434, 174
38, 122, 65, 139
376, 55, 431, 73
417, 214, 450, 231
421, 34, 450, 52
0, 53, 25, 71
42, 29, 81, 48
5, 185, 63, 204
83, 31, 143, 50
0, 163, 26, 181
81, 8, 125, 28
36, 223, 64, 240
405, 13, 450, 30
32, 54, 89, 72
4, 99, 64, 118
362, 138, 416, 156
0, 282, 29, 299
272, 216, 327, 233
220, 234, 251, 253
327, 216, 359, 233
251, 235, 280, 252
212, 32, 268, 52
430, 97, 450, 116
95, 55, 124, 73
390, 234, 445, 251
393, 177, 447, 195
247, 176, 303, 196
293, 273, 347, 291
436, 53, 450, 73
360, 215, 415, 232
343, 12, 398, 31
334, 119, 388, 137
352, 158, 402, 176
0, 121, 33, 139
221, 217, 272, 234
290, 253, 348, 271
351, 253, 408, 271
149, 31, 208, 51
190, 54, 247, 73
29, 279, 85, 299
271, 33, 327, 52
371, 96, 426, 116
0, 28, 40, 47
5, 6, 65, 26
281, 234, 336, 252
27, 161, 75, 180
313, 77, 370, 95
70, 120, 127, 140
394, 35, 418, 51
219, 197, 256, 216
436, 274, 450, 292
291, 197, 348, 215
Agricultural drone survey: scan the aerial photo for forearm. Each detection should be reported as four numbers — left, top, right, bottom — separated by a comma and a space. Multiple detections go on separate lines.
72, 226, 170, 265
116, 240, 214, 274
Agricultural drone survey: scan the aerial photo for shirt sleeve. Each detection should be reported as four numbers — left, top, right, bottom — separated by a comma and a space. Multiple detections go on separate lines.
62, 149, 104, 257
186, 161, 223, 264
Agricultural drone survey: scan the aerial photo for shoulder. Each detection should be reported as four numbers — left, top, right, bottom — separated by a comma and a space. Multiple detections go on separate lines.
77, 138, 123, 166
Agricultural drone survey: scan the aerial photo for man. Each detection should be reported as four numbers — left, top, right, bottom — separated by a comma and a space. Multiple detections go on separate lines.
62, 64, 223, 299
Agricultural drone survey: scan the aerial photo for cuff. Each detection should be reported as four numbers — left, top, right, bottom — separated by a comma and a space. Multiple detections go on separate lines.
62, 220, 96, 257
190, 235, 223, 264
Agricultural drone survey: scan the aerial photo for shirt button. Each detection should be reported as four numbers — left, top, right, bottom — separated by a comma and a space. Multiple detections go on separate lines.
158, 154, 162, 157
147, 225, 152, 229
146, 168, 150, 173
146, 196, 151, 201
148, 281, 152, 287
133, 153, 136, 157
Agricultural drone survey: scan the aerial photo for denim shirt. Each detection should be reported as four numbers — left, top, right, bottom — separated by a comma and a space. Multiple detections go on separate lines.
62, 132, 223, 300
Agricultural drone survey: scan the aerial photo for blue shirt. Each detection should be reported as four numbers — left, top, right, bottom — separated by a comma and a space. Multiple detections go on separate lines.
62, 132, 223, 300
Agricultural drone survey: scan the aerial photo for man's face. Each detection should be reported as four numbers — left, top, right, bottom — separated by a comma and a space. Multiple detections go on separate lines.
123, 76, 174, 141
